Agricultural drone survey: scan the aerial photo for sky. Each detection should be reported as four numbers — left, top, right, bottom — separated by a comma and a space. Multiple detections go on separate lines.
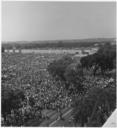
2, 1, 116, 41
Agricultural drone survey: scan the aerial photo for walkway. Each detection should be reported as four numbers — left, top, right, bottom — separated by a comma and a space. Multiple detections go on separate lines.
39, 107, 73, 126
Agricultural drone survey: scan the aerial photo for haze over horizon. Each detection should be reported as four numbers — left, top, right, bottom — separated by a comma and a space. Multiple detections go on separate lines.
2, 1, 116, 42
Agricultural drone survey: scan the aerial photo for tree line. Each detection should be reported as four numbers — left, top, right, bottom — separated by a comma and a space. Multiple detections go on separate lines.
47, 43, 116, 126
2, 41, 112, 50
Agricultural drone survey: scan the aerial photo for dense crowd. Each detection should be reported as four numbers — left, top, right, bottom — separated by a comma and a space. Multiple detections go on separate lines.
2, 53, 72, 126
2, 51, 115, 126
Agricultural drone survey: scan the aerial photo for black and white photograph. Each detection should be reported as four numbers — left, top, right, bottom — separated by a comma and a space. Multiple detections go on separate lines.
1, 1, 116, 127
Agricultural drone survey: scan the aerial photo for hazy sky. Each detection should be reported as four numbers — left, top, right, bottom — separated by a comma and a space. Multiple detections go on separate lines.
2, 1, 116, 41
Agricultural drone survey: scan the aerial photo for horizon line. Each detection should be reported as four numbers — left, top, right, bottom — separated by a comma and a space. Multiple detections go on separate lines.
2, 37, 116, 43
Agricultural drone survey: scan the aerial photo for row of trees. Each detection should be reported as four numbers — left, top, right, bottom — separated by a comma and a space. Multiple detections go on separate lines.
47, 43, 116, 126
47, 55, 85, 93
80, 43, 116, 76
47, 43, 116, 89
2, 41, 100, 49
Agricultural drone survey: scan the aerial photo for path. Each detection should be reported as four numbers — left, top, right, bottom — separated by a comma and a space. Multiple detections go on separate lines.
39, 107, 73, 126
24, 107, 73, 126
49, 108, 73, 127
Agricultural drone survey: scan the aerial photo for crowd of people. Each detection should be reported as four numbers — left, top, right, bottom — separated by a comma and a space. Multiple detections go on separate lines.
2, 52, 115, 126
2, 53, 72, 126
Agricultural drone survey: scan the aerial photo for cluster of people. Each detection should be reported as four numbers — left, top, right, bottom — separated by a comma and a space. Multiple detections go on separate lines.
2, 53, 72, 126
83, 75, 115, 90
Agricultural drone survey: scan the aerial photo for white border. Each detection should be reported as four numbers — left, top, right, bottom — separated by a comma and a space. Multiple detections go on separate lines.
1, 0, 117, 2
0, 0, 116, 128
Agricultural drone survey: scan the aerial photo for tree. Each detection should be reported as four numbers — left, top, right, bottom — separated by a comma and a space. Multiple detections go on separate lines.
96, 43, 116, 74
73, 86, 116, 127
2, 86, 25, 121
64, 63, 85, 93
80, 55, 93, 69
47, 55, 73, 81
80, 43, 116, 76
2, 47, 5, 53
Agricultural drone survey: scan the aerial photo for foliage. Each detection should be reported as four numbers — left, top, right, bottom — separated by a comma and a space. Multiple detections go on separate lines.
73, 85, 116, 127
2, 86, 25, 121
47, 55, 73, 81
64, 63, 85, 93
47, 55, 86, 94
2, 47, 5, 53
80, 43, 116, 76
3, 40, 114, 49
